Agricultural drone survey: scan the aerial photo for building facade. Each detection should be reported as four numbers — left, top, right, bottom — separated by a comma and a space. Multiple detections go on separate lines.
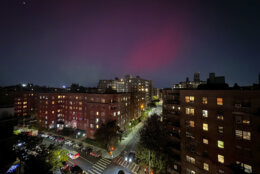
36, 92, 131, 139
14, 92, 36, 116
163, 89, 260, 174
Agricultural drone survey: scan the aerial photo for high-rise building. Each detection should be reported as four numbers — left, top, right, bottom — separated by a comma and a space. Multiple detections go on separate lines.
163, 88, 260, 174
98, 75, 153, 119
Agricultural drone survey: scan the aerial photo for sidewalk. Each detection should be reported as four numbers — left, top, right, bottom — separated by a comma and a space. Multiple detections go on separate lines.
104, 121, 144, 159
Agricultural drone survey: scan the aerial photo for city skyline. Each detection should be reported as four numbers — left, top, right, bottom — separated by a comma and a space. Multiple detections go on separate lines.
1, 1, 260, 88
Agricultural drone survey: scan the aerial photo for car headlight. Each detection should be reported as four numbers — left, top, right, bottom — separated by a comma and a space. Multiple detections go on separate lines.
125, 157, 128, 161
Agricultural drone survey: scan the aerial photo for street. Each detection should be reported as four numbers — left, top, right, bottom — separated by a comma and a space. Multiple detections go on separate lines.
41, 104, 162, 174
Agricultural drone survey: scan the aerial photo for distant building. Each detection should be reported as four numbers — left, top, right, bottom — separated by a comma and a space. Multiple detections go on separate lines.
98, 75, 153, 119
163, 88, 260, 174
207, 72, 225, 84
153, 88, 162, 100
173, 73, 206, 89
98, 75, 153, 104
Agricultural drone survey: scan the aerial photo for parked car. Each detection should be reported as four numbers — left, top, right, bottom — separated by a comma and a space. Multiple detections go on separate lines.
90, 150, 101, 158
125, 151, 135, 162
41, 134, 48, 138
65, 140, 73, 146
73, 143, 80, 150
68, 151, 80, 159
56, 137, 64, 142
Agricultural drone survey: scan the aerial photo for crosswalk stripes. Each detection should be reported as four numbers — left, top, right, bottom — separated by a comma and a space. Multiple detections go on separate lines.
112, 156, 140, 174
85, 158, 112, 174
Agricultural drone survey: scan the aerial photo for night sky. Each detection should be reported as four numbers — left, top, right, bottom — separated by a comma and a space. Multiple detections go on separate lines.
1, 0, 260, 88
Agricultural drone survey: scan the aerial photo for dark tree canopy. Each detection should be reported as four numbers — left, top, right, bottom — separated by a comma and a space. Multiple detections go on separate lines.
94, 120, 121, 150
139, 114, 168, 152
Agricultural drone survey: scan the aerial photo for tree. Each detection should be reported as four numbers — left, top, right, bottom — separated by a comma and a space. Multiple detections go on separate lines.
139, 114, 168, 152
94, 120, 120, 150
47, 149, 68, 171
139, 114, 169, 173
136, 144, 165, 174
24, 156, 52, 174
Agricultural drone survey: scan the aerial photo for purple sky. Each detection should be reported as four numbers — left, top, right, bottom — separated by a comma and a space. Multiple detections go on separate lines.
1, 0, 260, 88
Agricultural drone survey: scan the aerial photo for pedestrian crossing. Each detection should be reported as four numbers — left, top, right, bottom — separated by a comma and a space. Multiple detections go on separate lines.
113, 156, 140, 174
85, 158, 111, 174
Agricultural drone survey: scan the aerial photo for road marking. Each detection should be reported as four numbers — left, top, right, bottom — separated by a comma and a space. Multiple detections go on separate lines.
95, 162, 106, 168
79, 156, 94, 165
100, 159, 111, 164
90, 169, 101, 174
93, 164, 105, 170
88, 170, 96, 174
98, 160, 109, 165
93, 166, 103, 172
129, 162, 134, 169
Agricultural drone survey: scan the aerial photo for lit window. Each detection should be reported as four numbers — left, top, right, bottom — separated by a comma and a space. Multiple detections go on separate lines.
202, 97, 208, 104
178, 107, 181, 110
96, 112, 99, 116
185, 96, 189, 103
202, 110, 208, 117
96, 118, 99, 123
203, 163, 209, 171
203, 138, 209, 144
218, 155, 224, 163
172, 106, 175, 110
186, 155, 195, 164
186, 168, 196, 174
243, 131, 251, 140
189, 121, 195, 127
217, 98, 223, 105
203, 123, 208, 131
186, 108, 195, 115
185, 96, 195, 103
244, 164, 252, 173
218, 140, 224, 149
235, 130, 243, 139
218, 126, 224, 134
217, 115, 224, 120
52, 111, 54, 114
90, 124, 94, 128
242, 117, 250, 124
118, 111, 120, 115
96, 125, 99, 129
101, 98, 105, 103
52, 101, 55, 104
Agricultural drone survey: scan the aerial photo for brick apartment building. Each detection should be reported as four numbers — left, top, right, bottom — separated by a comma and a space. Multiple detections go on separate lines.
37, 92, 131, 139
163, 89, 260, 174
14, 92, 36, 117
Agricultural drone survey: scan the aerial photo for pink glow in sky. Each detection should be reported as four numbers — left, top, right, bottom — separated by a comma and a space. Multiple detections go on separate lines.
125, 26, 182, 73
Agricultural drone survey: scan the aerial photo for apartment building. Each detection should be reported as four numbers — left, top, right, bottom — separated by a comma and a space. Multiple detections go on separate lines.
14, 92, 36, 116
37, 92, 131, 139
163, 88, 260, 174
